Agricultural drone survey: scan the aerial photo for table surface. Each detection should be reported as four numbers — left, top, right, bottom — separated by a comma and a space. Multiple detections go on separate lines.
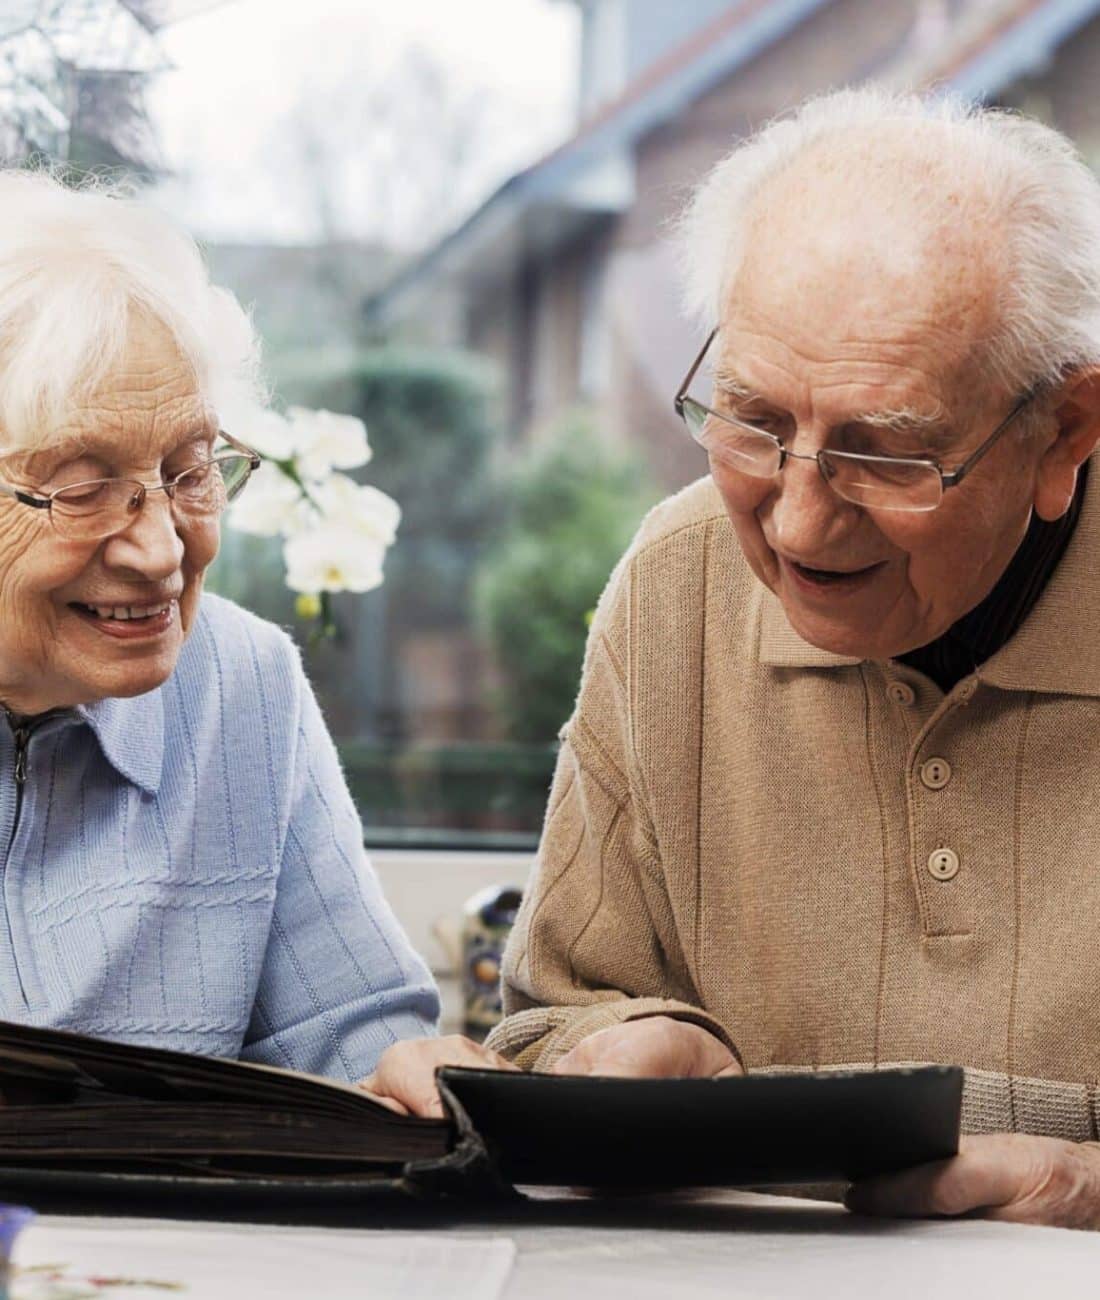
16, 1189, 1100, 1300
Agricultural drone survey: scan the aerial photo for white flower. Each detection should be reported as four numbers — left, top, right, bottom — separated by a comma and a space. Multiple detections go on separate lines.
287, 407, 372, 478
228, 461, 302, 537
220, 400, 397, 613
313, 473, 401, 544
283, 525, 388, 594
233, 407, 297, 461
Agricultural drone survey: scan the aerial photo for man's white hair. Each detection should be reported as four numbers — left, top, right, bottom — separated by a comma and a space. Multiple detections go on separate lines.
677, 86, 1100, 395
0, 168, 264, 456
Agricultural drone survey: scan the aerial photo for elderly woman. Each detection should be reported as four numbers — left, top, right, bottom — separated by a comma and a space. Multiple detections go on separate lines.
368, 89, 1100, 1226
0, 170, 437, 1079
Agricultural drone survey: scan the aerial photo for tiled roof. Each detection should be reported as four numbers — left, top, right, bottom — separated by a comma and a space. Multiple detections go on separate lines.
368, 0, 1100, 320
932, 0, 1100, 97
367, 0, 833, 320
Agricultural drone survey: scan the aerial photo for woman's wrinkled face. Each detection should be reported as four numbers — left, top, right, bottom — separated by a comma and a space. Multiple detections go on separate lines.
0, 321, 220, 714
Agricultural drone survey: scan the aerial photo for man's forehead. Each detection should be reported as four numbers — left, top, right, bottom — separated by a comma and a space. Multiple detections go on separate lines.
730, 139, 1002, 361
731, 236, 992, 351
710, 314, 972, 432
718, 240, 997, 419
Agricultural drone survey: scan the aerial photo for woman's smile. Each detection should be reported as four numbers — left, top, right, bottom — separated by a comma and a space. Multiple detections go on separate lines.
67, 598, 177, 640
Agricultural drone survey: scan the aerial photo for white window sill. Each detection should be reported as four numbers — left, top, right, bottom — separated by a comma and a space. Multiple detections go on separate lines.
371, 849, 534, 1036
370, 848, 533, 978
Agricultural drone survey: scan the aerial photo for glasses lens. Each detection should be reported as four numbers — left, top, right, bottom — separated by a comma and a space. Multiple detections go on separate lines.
823, 452, 942, 512
216, 453, 255, 503
681, 398, 782, 478
172, 456, 253, 511
171, 462, 224, 512
50, 479, 141, 540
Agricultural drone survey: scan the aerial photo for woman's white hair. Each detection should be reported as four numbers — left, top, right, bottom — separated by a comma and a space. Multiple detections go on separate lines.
0, 167, 264, 456
677, 86, 1100, 396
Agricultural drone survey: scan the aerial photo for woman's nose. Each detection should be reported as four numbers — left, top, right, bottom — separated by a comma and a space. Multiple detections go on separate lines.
102, 491, 186, 578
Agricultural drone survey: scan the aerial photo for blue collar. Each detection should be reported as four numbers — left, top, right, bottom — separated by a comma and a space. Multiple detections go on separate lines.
76, 688, 165, 795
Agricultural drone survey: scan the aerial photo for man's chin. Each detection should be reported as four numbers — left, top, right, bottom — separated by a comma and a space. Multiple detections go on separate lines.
780, 601, 895, 661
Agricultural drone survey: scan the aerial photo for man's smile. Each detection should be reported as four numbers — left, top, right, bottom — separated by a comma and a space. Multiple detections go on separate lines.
779, 555, 888, 595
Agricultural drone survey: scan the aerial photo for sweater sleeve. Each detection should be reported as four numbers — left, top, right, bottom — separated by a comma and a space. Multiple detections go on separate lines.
485, 558, 738, 1072
240, 671, 439, 1080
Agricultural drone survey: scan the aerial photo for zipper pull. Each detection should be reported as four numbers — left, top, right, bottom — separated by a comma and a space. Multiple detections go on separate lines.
12, 726, 29, 786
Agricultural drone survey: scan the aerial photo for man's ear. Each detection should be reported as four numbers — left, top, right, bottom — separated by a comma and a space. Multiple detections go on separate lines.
1034, 367, 1100, 521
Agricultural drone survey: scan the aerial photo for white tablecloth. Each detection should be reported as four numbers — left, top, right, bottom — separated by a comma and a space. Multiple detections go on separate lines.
12, 1219, 515, 1300
11, 1190, 1100, 1300
499, 1189, 1100, 1299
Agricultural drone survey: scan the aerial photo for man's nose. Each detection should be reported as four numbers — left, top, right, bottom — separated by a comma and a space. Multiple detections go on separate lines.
766, 451, 856, 556
102, 491, 186, 578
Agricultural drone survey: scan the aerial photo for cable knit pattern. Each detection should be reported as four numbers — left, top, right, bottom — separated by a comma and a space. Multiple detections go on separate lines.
0, 593, 438, 1080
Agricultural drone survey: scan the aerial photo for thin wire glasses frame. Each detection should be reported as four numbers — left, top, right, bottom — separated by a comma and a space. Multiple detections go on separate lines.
674, 329, 1036, 513
0, 431, 261, 541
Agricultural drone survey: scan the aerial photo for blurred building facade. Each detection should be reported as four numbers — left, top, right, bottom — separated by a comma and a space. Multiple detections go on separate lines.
368, 0, 1100, 491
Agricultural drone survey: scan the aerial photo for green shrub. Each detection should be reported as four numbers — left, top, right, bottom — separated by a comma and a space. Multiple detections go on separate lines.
340, 740, 557, 836
476, 410, 657, 742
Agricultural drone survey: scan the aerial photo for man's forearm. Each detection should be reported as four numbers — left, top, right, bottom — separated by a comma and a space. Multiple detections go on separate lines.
486, 997, 740, 1071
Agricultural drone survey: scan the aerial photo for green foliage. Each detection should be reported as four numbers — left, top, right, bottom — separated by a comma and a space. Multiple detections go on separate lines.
476, 411, 658, 742
339, 740, 557, 836
205, 528, 297, 627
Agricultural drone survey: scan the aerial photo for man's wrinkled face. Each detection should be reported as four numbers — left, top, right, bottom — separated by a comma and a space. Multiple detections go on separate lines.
709, 156, 1059, 661
0, 320, 220, 714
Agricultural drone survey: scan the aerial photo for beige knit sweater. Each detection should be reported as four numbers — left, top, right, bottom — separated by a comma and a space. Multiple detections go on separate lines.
486, 471, 1100, 1140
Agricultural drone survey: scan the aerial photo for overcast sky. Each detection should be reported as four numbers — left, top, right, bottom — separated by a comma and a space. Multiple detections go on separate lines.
148, 0, 579, 245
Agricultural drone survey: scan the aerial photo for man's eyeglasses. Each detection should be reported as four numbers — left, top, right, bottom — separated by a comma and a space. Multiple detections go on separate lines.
674, 329, 1035, 513
0, 432, 261, 542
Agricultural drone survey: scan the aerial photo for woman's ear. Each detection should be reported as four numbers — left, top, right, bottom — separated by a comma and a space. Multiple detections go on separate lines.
1034, 368, 1100, 521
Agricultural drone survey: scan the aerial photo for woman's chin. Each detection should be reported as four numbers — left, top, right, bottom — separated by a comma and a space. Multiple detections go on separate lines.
54, 617, 184, 702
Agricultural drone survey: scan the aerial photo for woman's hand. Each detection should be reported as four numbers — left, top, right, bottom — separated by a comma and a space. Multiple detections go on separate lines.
360, 1035, 520, 1118
846, 1133, 1100, 1229
550, 1016, 743, 1079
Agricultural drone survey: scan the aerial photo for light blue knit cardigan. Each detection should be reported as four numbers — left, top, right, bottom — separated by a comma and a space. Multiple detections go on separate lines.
0, 593, 438, 1080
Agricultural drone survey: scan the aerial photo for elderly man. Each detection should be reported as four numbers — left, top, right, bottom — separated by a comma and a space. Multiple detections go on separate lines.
369, 89, 1100, 1227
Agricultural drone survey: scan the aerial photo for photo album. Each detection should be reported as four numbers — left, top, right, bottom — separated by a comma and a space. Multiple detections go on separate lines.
0, 1021, 963, 1209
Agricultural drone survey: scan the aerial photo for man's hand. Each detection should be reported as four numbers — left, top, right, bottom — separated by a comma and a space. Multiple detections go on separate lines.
846, 1134, 1100, 1230
550, 1016, 743, 1079
360, 1035, 520, 1119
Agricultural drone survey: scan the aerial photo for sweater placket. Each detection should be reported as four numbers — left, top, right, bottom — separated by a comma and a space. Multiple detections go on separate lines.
0, 710, 71, 1013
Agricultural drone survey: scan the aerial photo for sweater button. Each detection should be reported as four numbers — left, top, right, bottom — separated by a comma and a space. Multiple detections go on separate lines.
887, 681, 916, 706
920, 757, 952, 790
928, 848, 960, 881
